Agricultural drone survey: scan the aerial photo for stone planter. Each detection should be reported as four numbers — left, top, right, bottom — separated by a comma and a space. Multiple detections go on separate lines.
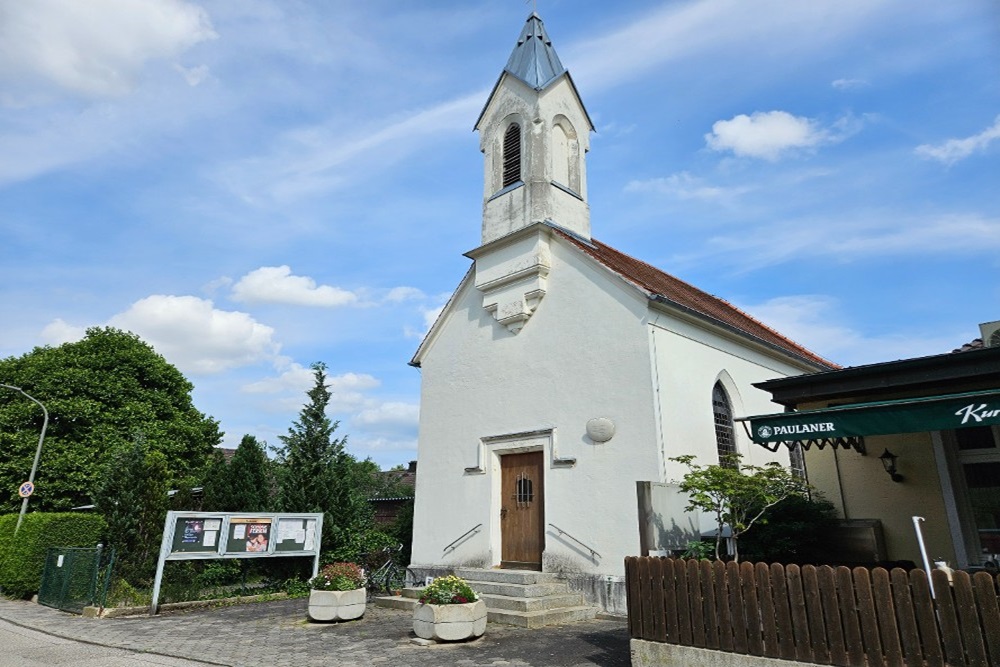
413, 599, 487, 641
308, 587, 366, 622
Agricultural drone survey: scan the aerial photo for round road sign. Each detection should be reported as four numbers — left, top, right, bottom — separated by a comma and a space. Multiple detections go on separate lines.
18, 481, 34, 498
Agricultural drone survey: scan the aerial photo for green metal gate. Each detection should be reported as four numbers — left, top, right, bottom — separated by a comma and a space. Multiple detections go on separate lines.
37, 546, 115, 614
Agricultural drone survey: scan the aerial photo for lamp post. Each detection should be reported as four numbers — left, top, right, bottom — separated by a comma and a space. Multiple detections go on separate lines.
1, 384, 48, 535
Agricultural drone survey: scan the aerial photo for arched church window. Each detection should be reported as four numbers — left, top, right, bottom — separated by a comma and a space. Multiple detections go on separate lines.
713, 382, 738, 467
552, 123, 570, 186
502, 123, 521, 188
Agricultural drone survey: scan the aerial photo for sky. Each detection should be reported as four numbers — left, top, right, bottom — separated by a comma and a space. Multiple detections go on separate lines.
2, 0, 998, 470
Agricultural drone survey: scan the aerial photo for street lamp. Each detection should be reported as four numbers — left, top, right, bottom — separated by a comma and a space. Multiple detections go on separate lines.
1, 384, 48, 534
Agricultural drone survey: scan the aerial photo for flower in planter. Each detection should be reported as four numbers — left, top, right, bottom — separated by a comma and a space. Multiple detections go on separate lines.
419, 575, 480, 605
309, 562, 366, 591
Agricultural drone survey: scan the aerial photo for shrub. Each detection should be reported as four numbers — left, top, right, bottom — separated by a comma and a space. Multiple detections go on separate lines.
309, 562, 365, 591
0, 512, 106, 598
738, 494, 840, 564
419, 575, 479, 605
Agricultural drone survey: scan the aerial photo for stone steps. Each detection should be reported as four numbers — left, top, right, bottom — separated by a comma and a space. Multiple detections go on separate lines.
373, 567, 598, 628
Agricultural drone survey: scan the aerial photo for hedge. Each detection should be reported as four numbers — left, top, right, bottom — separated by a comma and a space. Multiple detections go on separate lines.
0, 512, 106, 599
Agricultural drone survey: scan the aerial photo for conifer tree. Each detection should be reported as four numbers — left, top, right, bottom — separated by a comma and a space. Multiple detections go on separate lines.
227, 435, 272, 512
200, 448, 232, 511
93, 436, 170, 584
274, 363, 374, 557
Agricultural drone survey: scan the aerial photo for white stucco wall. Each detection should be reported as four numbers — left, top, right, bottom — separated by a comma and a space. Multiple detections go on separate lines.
649, 313, 819, 535
411, 236, 659, 577
411, 234, 822, 579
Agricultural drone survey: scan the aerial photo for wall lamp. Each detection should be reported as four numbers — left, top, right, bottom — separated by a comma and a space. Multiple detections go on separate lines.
878, 448, 903, 483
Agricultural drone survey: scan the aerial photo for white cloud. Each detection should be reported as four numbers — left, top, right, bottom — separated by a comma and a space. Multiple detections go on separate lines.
40, 318, 86, 345
625, 172, 752, 201
915, 115, 1000, 165
353, 402, 419, 428
242, 363, 381, 417
383, 287, 425, 303
174, 63, 210, 87
688, 212, 1000, 272
347, 435, 418, 455
231, 266, 358, 307
214, 91, 482, 203
831, 78, 869, 90
0, 0, 216, 99
567, 0, 895, 92
107, 295, 279, 374
738, 295, 967, 366
405, 303, 446, 340
705, 111, 831, 161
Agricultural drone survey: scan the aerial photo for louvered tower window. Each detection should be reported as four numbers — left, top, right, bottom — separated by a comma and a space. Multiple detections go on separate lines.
713, 383, 738, 467
502, 123, 521, 187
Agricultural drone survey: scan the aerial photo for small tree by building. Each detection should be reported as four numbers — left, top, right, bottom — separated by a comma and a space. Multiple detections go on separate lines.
671, 454, 807, 562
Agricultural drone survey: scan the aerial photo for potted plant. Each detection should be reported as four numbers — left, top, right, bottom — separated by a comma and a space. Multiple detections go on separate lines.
413, 575, 486, 641
307, 562, 367, 622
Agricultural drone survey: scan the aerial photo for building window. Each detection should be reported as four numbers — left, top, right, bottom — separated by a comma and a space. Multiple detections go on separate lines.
502, 123, 521, 187
789, 443, 807, 481
713, 383, 737, 467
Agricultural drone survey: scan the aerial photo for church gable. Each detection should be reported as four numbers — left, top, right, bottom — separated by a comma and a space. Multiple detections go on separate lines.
555, 231, 835, 370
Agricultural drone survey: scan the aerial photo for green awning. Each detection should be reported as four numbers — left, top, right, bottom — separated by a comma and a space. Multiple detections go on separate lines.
742, 389, 1000, 446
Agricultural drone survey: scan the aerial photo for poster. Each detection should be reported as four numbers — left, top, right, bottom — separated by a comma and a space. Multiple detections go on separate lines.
245, 523, 270, 552
181, 520, 203, 544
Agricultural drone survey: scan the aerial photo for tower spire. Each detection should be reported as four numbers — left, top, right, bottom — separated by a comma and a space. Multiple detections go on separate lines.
503, 13, 566, 91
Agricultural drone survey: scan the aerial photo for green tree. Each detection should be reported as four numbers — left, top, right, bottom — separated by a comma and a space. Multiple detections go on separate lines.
225, 435, 273, 512
671, 454, 807, 562
0, 327, 221, 512
199, 448, 232, 510
93, 437, 170, 584
273, 363, 374, 557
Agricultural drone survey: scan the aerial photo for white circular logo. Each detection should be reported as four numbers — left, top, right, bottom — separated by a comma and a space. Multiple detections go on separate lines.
757, 426, 773, 439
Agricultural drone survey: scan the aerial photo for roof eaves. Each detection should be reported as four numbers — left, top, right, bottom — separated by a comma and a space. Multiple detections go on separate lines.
648, 294, 833, 371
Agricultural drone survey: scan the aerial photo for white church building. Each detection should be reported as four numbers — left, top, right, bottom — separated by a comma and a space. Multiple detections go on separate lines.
408, 14, 833, 611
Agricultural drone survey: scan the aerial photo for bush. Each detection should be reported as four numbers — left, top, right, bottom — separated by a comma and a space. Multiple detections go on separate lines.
738, 494, 839, 564
0, 512, 106, 598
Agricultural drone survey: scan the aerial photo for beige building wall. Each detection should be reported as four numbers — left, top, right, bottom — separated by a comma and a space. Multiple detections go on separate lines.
804, 430, 956, 565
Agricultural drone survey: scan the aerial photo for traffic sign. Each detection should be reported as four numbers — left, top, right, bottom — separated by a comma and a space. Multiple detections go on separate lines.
18, 481, 34, 498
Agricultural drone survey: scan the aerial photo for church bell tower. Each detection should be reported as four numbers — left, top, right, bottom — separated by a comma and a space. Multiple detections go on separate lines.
468, 14, 594, 334
474, 13, 594, 245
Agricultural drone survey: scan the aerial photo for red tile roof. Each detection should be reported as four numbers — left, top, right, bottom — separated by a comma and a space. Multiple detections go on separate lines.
557, 231, 837, 369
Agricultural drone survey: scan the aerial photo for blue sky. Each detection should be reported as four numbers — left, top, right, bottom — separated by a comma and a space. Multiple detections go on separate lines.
2, 0, 998, 469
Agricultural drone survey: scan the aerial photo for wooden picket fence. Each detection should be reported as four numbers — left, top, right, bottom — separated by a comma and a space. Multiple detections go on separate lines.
625, 557, 1000, 667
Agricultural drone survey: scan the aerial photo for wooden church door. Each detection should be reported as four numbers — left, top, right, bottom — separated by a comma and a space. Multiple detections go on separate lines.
500, 451, 544, 570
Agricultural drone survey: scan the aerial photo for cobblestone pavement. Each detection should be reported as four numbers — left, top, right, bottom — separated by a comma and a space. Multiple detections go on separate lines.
0, 598, 629, 667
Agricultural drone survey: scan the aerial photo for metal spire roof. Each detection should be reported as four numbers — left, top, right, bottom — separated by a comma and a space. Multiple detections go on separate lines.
503, 12, 567, 91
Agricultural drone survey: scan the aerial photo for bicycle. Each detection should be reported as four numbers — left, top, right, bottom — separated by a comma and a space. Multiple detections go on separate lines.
362, 544, 407, 601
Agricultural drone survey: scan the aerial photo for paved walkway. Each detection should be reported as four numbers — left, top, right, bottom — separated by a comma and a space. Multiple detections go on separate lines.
0, 597, 629, 667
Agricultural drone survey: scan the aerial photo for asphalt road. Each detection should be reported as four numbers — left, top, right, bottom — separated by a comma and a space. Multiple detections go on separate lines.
0, 617, 211, 667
